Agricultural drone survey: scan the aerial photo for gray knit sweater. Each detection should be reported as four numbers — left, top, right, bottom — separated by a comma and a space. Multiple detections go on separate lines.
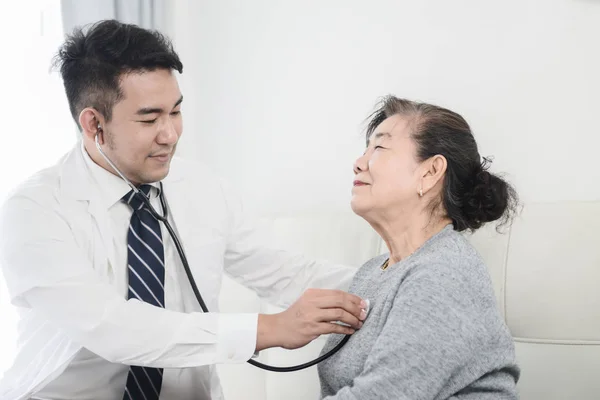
318, 225, 520, 399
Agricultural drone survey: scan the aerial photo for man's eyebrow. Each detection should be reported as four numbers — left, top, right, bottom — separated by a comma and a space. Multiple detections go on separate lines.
136, 107, 163, 115
135, 96, 184, 115
174, 95, 183, 108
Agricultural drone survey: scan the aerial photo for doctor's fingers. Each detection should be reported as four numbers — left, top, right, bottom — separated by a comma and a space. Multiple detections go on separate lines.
305, 289, 365, 309
317, 308, 363, 330
312, 295, 366, 322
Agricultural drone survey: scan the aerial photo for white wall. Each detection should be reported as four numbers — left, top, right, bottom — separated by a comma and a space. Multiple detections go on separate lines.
0, 0, 74, 377
164, 0, 600, 398
168, 0, 600, 216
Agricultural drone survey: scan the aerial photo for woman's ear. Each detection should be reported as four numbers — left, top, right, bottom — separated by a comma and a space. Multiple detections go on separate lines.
421, 155, 447, 195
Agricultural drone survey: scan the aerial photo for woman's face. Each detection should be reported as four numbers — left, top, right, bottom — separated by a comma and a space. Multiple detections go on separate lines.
351, 114, 423, 219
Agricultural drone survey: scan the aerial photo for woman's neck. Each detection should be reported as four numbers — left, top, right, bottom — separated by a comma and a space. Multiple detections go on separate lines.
372, 212, 452, 265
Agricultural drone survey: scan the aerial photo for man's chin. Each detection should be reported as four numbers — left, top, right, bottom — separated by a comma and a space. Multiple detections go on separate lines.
141, 166, 170, 184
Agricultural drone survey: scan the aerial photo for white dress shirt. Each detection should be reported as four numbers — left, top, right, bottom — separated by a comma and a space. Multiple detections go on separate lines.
0, 143, 355, 400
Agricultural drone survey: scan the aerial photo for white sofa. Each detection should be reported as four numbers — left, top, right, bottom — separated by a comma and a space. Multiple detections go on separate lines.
218, 202, 600, 399
469, 201, 600, 400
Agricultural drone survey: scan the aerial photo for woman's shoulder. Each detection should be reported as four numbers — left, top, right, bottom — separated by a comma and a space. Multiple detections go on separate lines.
417, 227, 487, 274
405, 229, 498, 305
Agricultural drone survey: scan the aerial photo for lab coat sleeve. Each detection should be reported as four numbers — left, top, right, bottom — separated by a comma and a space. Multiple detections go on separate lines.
0, 194, 257, 367
219, 181, 357, 308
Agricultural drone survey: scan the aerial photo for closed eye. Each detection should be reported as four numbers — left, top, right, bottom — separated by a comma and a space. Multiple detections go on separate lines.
363, 145, 385, 155
140, 119, 157, 124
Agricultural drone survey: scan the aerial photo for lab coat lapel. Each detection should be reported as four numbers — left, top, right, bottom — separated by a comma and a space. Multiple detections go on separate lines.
161, 158, 189, 249
58, 144, 121, 290
161, 159, 221, 310
87, 199, 121, 287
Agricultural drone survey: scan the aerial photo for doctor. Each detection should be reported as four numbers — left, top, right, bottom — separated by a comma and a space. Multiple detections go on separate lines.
0, 20, 365, 400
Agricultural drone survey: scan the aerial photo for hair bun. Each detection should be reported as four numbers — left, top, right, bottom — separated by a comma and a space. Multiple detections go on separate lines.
460, 159, 516, 231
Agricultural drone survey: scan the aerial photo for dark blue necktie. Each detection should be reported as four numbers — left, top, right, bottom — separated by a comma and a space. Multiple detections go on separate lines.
121, 185, 164, 400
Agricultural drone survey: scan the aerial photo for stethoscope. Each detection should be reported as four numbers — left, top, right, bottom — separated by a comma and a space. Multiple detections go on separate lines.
94, 133, 350, 372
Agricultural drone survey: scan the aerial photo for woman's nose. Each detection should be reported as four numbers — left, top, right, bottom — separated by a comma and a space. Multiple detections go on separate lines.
353, 154, 368, 175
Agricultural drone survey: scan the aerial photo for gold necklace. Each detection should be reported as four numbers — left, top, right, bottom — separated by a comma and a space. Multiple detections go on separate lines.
381, 258, 390, 271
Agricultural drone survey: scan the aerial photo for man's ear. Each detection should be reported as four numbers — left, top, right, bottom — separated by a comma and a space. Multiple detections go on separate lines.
420, 155, 447, 196
79, 108, 105, 144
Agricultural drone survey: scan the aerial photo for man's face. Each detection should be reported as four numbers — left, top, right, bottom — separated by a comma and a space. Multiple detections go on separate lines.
100, 69, 183, 185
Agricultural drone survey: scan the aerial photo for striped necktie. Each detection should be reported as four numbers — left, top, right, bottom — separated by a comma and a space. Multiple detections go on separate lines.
121, 185, 164, 400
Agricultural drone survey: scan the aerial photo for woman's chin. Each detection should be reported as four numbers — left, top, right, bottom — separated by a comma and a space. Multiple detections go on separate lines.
350, 197, 370, 217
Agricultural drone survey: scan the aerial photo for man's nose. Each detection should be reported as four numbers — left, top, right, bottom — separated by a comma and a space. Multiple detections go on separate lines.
158, 119, 179, 145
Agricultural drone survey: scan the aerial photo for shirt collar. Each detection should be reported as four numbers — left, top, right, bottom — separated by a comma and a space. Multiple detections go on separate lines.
80, 143, 161, 210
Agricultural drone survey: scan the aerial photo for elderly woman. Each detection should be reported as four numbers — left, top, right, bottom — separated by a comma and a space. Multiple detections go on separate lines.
318, 97, 520, 399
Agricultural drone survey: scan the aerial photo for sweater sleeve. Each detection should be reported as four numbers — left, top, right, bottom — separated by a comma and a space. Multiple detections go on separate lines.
323, 262, 519, 400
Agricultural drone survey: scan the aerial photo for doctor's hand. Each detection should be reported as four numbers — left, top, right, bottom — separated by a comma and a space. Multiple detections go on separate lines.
255, 288, 367, 352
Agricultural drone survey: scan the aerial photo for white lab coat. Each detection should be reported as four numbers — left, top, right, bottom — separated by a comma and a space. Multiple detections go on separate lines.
0, 143, 356, 399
